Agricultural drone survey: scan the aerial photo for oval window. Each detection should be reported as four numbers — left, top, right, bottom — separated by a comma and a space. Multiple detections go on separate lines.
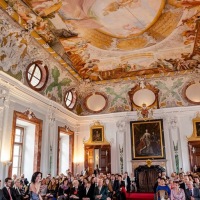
26, 61, 48, 91
64, 89, 77, 110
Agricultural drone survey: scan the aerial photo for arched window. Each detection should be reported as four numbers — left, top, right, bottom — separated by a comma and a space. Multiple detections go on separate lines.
26, 61, 48, 91
64, 89, 77, 110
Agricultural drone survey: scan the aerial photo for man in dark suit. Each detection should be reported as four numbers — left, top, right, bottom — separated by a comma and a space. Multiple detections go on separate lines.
2, 177, 16, 200
123, 172, 131, 193
82, 181, 94, 200
113, 175, 126, 200
185, 180, 200, 200
180, 175, 189, 190
0, 180, 6, 200
93, 179, 108, 200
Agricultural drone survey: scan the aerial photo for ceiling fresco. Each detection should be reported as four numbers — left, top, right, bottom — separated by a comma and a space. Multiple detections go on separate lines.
1, 0, 200, 82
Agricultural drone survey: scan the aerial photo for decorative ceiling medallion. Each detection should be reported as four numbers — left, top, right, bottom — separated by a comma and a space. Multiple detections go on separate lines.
84, 92, 108, 113
133, 89, 156, 107
128, 83, 159, 110
183, 81, 200, 104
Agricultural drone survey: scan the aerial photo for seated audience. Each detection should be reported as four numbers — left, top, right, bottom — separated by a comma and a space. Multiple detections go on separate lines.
2, 177, 16, 200
170, 181, 185, 200
185, 180, 200, 200
156, 177, 171, 200
93, 178, 108, 200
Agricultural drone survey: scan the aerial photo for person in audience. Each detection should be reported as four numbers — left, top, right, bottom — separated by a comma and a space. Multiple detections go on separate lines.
153, 177, 161, 200
46, 177, 58, 200
185, 180, 200, 200
113, 175, 126, 200
93, 178, 108, 200
82, 181, 94, 200
194, 176, 200, 189
156, 177, 171, 200
69, 179, 82, 199
13, 178, 23, 200
180, 175, 189, 190
29, 172, 42, 200
0, 180, 6, 200
170, 181, 185, 200
18, 182, 29, 200
39, 178, 47, 199
2, 177, 16, 200
57, 178, 70, 200
12, 175, 17, 187
123, 172, 131, 193
104, 178, 113, 199
20, 175, 29, 186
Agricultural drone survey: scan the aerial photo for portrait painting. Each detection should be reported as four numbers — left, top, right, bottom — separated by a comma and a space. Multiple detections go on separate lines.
91, 128, 103, 142
195, 121, 200, 137
130, 119, 165, 160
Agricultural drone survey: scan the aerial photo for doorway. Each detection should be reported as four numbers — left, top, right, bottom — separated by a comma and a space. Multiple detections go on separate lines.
84, 145, 111, 175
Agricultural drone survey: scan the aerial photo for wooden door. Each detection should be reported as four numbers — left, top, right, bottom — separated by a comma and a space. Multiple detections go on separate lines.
135, 165, 165, 192
85, 147, 94, 175
84, 145, 111, 175
188, 141, 200, 172
99, 145, 111, 174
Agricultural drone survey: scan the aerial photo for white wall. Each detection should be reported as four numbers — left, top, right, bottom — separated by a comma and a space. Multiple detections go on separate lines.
0, 72, 200, 182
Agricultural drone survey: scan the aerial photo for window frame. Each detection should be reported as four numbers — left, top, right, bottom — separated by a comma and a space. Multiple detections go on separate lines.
12, 126, 24, 176
26, 61, 49, 91
64, 89, 77, 110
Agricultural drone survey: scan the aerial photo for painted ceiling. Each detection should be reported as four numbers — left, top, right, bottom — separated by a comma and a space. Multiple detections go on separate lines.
1, 0, 200, 116
1, 0, 200, 82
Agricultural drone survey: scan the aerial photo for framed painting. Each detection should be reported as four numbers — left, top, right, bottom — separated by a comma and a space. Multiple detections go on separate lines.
130, 119, 165, 160
91, 127, 103, 142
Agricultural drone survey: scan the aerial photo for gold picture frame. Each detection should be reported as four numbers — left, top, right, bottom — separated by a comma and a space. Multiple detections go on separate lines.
90, 122, 104, 143
130, 119, 165, 160
188, 113, 200, 141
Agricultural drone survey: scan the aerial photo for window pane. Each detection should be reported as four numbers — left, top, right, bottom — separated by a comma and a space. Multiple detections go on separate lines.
34, 67, 41, 79
12, 168, 18, 176
13, 145, 20, 156
13, 156, 19, 167
66, 99, 71, 106
28, 64, 35, 74
68, 92, 72, 101
30, 77, 40, 86
15, 128, 21, 136
15, 135, 21, 142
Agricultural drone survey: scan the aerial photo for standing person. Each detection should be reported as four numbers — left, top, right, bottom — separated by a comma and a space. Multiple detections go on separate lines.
0, 180, 6, 200
170, 181, 185, 200
2, 177, 16, 200
94, 165, 100, 177
29, 172, 42, 200
123, 172, 131, 193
